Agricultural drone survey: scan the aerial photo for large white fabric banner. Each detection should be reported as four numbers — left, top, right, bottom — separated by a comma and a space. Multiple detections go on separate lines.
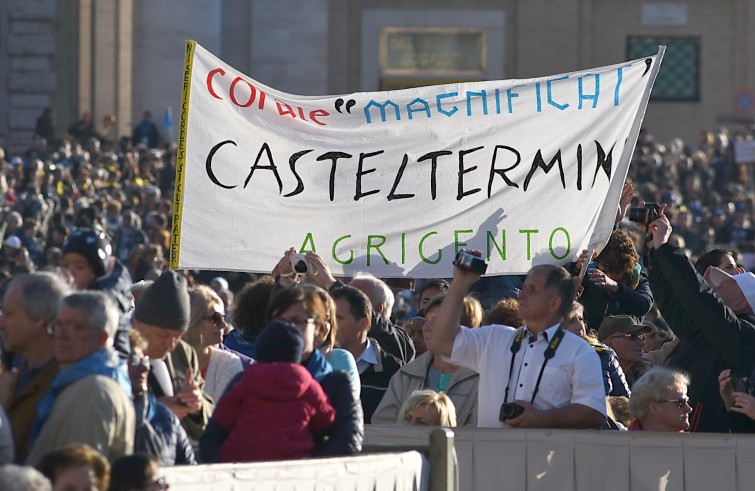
171, 42, 664, 277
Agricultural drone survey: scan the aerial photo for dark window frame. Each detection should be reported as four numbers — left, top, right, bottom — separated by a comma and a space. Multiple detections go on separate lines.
626, 36, 701, 102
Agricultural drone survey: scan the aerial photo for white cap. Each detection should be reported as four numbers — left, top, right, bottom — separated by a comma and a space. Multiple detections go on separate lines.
3, 235, 21, 249
709, 267, 755, 313
211, 277, 229, 291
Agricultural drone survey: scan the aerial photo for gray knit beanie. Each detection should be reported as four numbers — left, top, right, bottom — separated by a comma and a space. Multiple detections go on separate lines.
133, 270, 190, 331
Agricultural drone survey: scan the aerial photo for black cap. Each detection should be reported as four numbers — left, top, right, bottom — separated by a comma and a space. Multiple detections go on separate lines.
133, 270, 190, 331
255, 321, 304, 364
62, 228, 112, 277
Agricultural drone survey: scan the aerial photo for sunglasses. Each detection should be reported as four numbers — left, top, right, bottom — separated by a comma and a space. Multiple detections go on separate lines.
205, 311, 226, 328
659, 396, 690, 409
145, 476, 170, 491
607, 332, 646, 342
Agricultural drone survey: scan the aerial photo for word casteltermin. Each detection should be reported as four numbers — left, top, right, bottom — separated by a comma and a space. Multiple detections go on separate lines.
204, 139, 618, 201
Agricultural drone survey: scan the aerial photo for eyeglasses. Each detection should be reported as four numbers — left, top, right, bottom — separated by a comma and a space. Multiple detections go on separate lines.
276, 315, 315, 329
144, 476, 170, 491
129, 354, 150, 369
607, 332, 646, 342
658, 396, 690, 409
205, 311, 226, 328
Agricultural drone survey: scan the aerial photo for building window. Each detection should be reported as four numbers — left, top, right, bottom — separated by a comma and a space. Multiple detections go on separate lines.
379, 28, 486, 90
626, 36, 700, 102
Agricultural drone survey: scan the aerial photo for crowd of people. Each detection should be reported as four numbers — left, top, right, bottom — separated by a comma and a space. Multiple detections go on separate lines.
0, 109, 752, 489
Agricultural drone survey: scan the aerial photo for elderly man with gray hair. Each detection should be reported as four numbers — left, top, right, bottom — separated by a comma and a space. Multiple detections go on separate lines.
0, 272, 70, 463
25, 291, 135, 465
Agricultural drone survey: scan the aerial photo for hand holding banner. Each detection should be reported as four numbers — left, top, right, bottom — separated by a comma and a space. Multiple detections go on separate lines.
172, 41, 663, 277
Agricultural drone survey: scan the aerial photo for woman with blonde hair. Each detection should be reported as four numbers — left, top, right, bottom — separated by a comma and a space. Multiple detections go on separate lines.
184, 285, 242, 402
461, 295, 484, 328
628, 367, 692, 431
398, 389, 457, 427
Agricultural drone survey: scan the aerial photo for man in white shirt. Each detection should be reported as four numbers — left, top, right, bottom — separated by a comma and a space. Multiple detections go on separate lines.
430, 255, 606, 428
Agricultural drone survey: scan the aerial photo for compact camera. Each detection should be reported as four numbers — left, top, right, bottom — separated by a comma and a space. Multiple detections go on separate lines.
730, 373, 752, 394
453, 251, 488, 275
290, 253, 310, 275
499, 402, 524, 422
628, 202, 662, 225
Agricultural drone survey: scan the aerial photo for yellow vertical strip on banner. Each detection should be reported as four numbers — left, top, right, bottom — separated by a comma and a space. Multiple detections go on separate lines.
170, 40, 195, 270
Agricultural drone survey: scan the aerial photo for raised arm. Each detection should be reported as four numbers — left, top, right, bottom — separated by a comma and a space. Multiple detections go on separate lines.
429, 250, 483, 358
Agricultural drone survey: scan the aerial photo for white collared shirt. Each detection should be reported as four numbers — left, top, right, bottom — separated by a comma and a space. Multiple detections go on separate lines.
446, 322, 606, 428
355, 338, 379, 374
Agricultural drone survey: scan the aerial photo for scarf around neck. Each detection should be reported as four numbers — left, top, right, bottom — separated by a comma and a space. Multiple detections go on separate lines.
305, 348, 333, 382
30, 347, 131, 444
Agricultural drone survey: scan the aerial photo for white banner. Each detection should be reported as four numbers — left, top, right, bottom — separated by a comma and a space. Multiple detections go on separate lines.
733, 140, 755, 164
171, 42, 663, 277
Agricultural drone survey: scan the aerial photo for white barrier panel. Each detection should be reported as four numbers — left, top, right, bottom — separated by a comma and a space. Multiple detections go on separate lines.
365, 426, 755, 491
162, 451, 428, 491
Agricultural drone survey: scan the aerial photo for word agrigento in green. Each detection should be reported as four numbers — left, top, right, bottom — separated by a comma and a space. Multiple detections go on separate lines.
298, 227, 572, 266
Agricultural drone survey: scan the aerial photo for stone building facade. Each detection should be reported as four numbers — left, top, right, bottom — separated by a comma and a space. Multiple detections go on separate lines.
2, 0, 755, 153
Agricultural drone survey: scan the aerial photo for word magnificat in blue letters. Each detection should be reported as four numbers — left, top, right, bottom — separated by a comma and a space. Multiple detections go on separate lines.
364, 65, 632, 124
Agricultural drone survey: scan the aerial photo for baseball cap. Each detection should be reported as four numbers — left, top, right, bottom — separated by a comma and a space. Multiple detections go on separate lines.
708, 267, 755, 313
641, 320, 660, 335
3, 235, 22, 249
597, 315, 651, 341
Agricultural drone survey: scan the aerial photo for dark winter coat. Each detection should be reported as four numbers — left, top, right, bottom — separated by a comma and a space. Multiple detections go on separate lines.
649, 244, 755, 432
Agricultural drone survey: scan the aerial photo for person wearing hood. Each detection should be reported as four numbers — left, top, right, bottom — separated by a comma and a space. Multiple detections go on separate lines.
213, 321, 335, 462
61, 228, 133, 355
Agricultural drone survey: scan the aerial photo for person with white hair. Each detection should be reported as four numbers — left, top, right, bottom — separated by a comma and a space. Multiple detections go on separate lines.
25, 291, 135, 465
0, 272, 71, 463
349, 272, 394, 320
0, 465, 51, 491
628, 368, 692, 432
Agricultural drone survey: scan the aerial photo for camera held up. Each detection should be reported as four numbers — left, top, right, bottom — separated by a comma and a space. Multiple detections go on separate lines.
453, 251, 488, 275
730, 373, 752, 395
628, 202, 662, 225
290, 253, 310, 275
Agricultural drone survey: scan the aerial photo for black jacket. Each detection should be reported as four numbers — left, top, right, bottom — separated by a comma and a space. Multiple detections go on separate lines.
649, 244, 755, 432
92, 259, 133, 357
368, 312, 415, 364
359, 338, 402, 424
199, 370, 363, 462
576, 267, 654, 332
134, 393, 196, 466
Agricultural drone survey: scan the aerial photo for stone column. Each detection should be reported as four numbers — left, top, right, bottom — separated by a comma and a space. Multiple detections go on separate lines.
250, 0, 329, 94
78, 0, 133, 143
132, 0, 221, 145
3, 0, 58, 153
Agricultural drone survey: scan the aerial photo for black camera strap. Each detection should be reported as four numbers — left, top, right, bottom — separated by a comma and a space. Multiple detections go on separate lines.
503, 325, 566, 405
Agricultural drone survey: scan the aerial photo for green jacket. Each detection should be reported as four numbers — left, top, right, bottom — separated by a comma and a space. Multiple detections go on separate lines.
6, 359, 58, 463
